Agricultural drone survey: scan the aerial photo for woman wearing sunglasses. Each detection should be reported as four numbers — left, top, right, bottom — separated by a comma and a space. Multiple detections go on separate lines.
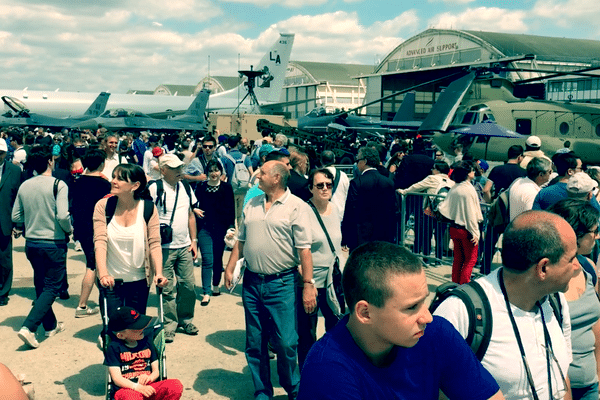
297, 168, 342, 371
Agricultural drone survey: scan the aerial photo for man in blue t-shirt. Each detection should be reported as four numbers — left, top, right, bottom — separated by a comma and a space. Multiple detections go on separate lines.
298, 242, 503, 400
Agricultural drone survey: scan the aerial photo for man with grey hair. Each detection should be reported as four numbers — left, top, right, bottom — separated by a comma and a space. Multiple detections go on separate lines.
273, 133, 288, 149
435, 210, 578, 399
508, 157, 552, 220
225, 160, 317, 400
342, 146, 395, 251
321, 150, 349, 216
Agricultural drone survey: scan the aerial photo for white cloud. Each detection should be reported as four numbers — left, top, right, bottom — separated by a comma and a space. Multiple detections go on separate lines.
533, 0, 600, 32
428, 7, 528, 32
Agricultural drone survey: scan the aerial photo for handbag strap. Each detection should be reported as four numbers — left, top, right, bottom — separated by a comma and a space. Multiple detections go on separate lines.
308, 200, 336, 254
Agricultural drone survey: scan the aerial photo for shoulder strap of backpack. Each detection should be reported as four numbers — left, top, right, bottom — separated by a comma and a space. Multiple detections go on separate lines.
548, 292, 564, 329
105, 195, 118, 224
225, 154, 236, 163
142, 199, 153, 224
53, 178, 60, 199
577, 254, 598, 287
181, 180, 194, 208
148, 179, 165, 213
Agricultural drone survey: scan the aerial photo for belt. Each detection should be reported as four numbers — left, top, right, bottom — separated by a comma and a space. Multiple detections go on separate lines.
246, 268, 296, 282
450, 222, 466, 230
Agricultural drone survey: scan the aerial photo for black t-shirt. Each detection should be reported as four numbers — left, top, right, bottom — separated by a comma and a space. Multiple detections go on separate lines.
70, 175, 111, 237
104, 337, 157, 382
487, 163, 526, 197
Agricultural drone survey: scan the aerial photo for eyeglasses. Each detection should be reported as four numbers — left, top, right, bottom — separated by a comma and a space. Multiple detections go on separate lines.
314, 182, 333, 190
203, 145, 214, 149
435, 153, 443, 157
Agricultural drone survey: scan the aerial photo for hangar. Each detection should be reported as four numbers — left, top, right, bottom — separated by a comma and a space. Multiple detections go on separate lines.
362, 28, 600, 120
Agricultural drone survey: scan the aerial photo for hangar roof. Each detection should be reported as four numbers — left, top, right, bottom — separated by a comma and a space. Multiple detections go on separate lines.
464, 30, 600, 64
289, 61, 373, 86
154, 84, 197, 96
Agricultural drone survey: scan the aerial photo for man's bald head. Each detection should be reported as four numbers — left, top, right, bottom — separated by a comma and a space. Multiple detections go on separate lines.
502, 210, 575, 273
262, 160, 290, 189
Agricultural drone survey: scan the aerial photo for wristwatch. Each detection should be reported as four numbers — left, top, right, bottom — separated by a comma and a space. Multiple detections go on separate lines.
304, 278, 315, 285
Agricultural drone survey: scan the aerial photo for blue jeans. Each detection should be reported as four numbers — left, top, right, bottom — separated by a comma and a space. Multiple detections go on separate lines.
198, 228, 226, 295
242, 269, 299, 400
23, 241, 67, 332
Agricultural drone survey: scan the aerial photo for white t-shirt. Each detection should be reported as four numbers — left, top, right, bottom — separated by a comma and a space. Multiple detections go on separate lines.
434, 269, 572, 400
148, 180, 197, 249
102, 152, 126, 180
106, 202, 146, 282
325, 166, 350, 218
508, 177, 540, 221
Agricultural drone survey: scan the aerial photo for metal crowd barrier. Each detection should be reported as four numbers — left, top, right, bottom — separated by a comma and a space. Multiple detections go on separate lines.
397, 192, 502, 274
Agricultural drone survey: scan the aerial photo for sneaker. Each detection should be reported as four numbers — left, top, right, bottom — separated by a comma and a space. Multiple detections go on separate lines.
59, 291, 70, 300
18, 327, 39, 348
165, 331, 175, 343
74, 240, 82, 252
75, 306, 100, 318
212, 285, 221, 296
45, 322, 65, 337
179, 323, 199, 335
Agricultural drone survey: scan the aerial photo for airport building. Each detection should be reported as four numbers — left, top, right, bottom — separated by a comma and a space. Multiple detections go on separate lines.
362, 28, 600, 119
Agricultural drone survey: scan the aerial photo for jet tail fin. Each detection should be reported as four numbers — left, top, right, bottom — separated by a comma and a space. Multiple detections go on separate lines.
418, 72, 475, 133
252, 34, 295, 104
393, 92, 415, 121
83, 92, 110, 117
183, 89, 210, 118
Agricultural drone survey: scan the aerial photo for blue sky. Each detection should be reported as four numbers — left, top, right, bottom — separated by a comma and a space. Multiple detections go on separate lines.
0, 0, 598, 93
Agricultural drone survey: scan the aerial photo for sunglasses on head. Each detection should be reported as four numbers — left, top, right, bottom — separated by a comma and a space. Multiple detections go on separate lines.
315, 182, 333, 190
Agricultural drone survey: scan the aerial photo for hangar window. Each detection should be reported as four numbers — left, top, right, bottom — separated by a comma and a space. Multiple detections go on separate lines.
516, 119, 532, 135
559, 122, 569, 135
596, 124, 600, 137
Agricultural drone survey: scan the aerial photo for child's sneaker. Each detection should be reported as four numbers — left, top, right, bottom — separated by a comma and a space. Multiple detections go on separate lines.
45, 322, 65, 337
75, 306, 100, 318
18, 327, 39, 348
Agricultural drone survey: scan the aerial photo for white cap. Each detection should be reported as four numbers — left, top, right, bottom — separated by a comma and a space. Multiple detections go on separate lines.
525, 136, 541, 148
159, 153, 184, 169
0, 138, 7, 152
567, 172, 597, 195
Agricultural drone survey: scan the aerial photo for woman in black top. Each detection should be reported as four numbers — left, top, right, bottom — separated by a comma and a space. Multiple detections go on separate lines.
194, 159, 235, 305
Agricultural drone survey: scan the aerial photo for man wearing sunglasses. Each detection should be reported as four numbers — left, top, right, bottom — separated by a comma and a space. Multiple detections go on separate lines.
183, 136, 224, 189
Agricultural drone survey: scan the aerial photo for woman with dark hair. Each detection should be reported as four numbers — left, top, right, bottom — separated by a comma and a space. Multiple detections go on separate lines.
93, 163, 167, 320
548, 198, 600, 400
297, 167, 342, 371
194, 159, 235, 306
438, 161, 483, 283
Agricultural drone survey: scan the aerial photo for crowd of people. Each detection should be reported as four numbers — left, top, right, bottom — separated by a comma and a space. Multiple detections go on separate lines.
1, 123, 600, 399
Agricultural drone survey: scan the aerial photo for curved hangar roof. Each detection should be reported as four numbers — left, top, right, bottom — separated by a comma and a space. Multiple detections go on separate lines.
286, 61, 373, 86
377, 28, 600, 75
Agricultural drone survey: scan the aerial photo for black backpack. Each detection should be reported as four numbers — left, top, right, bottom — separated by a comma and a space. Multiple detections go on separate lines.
105, 195, 154, 225
429, 279, 563, 361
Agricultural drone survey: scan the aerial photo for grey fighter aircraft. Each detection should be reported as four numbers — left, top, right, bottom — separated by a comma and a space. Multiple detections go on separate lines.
73, 89, 210, 132
0, 92, 110, 128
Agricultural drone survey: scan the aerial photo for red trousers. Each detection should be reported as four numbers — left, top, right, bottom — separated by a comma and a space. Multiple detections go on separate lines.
114, 379, 183, 400
449, 227, 478, 284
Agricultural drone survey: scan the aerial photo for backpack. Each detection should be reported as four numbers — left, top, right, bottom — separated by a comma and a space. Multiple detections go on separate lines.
487, 188, 510, 230
430, 178, 452, 213
331, 168, 341, 195
149, 179, 194, 213
429, 278, 564, 361
105, 195, 154, 225
225, 154, 251, 193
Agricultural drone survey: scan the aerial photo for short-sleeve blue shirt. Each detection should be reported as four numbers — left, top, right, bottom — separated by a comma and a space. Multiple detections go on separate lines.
298, 316, 499, 400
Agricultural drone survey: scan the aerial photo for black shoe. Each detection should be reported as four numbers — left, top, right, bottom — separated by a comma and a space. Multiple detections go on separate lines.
0, 297, 8, 306
59, 291, 70, 300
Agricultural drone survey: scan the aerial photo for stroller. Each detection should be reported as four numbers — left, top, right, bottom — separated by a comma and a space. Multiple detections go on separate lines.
101, 280, 167, 400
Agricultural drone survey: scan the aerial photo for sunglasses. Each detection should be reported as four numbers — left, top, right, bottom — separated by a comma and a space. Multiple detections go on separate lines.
314, 182, 333, 190
203, 145, 214, 149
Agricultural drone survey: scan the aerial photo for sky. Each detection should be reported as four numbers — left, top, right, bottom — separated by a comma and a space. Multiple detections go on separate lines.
1, 0, 599, 94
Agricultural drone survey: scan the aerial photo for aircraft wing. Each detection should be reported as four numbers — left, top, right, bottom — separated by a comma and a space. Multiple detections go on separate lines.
418, 72, 476, 133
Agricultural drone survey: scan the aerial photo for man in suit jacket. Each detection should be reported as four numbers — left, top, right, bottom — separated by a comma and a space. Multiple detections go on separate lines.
342, 146, 396, 251
0, 138, 22, 306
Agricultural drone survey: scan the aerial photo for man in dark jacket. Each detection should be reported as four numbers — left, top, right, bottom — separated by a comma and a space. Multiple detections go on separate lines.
342, 147, 396, 251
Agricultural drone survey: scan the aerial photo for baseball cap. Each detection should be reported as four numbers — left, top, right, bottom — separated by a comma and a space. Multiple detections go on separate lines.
525, 136, 541, 149
152, 147, 164, 158
0, 138, 7, 152
108, 306, 152, 333
259, 144, 274, 158
567, 172, 597, 195
159, 153, 184, 169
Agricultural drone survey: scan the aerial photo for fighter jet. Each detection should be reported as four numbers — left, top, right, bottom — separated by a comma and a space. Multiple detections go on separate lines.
0, 92, 110, 128
73, 89, 210, 132
0, 33, 295, 118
